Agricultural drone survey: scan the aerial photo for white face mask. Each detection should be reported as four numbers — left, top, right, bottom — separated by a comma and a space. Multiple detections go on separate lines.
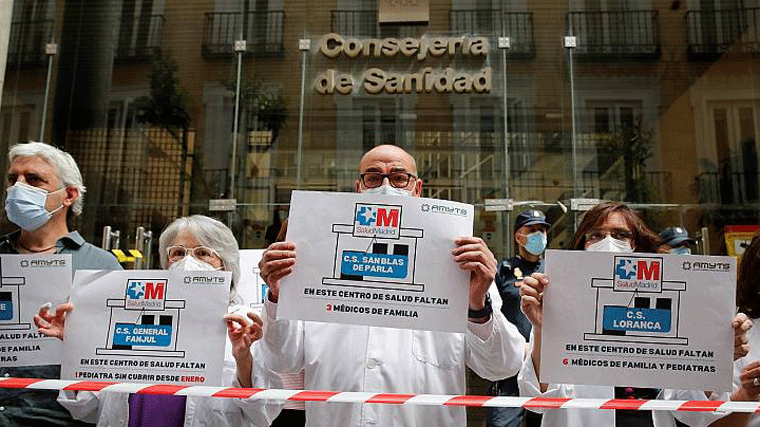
168, 256, 221, 272
586, 235, 633, 253
362, 184, 413, 197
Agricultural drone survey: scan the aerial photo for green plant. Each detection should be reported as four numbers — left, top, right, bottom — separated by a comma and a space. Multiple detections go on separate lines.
225, 78, 288, 142
597, 116, 656, 203
133, 52, 194, 214
134, 52, 192, 136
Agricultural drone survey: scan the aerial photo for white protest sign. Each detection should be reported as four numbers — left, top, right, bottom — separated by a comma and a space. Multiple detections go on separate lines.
278, 190, 473, 333
62, 270, 230, 385
237, 249, 267, 311
0, 254, 71, 367
541, 249, 735, 392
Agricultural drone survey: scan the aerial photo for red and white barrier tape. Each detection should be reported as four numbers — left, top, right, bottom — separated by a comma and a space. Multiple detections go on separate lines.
0, 378, 756, 413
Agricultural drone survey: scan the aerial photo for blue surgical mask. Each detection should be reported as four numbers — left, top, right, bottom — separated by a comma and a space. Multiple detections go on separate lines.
670, 246, 691, 256
524, 231, 547, 256
5, 182, 65, 232
362, 184, 413, 197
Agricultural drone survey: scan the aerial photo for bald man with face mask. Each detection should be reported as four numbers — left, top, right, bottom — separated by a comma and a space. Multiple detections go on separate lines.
256, 144, 525, 427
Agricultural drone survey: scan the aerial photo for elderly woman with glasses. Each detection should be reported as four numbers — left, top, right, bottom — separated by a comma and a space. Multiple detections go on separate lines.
516, 202, 750, 427
42, 215, 281, 427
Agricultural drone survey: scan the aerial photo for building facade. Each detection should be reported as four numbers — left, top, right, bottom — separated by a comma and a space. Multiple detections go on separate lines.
2, 0, 758, 269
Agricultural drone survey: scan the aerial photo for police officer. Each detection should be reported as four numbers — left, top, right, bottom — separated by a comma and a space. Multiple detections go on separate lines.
488, 209, 550, 427
659, 226, 696, 255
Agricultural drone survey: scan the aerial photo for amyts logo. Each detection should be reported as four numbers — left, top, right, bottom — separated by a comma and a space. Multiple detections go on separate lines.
183, 275, 227, 284
681, 260, 730, 272
613, 256, 662, 292
125, 279, 167, 310
353, 203, 402, 238
19, 259, 66, 268
420, 203, 467, 217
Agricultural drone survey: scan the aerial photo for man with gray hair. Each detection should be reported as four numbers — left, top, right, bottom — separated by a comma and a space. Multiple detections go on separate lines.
0, 141, 121, 426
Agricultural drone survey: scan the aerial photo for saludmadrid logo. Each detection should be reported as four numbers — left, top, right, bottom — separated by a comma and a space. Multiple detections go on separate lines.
20, 259, 66, 268
681, 261, 730, 272
420, 203, 467, 217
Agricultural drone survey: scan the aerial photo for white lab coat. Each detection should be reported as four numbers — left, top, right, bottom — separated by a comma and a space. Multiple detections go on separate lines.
258, 283, 526, 427
57, 305, 282, 427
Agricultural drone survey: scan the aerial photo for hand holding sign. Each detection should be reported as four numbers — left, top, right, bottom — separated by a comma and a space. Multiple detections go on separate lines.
33, 302, 73, 341
258, 241, 297, 303
452, 237, 497, 312
734, 312, 752, 360
519, 272, 548, 329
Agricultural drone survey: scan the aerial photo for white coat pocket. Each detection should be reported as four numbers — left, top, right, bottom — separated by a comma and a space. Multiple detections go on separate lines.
412, 330, 464, 370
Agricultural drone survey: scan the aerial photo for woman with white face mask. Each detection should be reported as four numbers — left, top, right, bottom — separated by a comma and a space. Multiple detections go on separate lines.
50, 215, 281, 427
515, 202, 750, 427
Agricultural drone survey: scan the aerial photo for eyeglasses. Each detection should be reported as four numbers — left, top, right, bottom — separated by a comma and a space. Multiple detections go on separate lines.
584, 228, 633, 244
167, 245, 221, 264
359, 172, 417, 189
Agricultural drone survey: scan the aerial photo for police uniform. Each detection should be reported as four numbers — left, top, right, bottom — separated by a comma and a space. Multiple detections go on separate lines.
489, 256, 543, 427
488, 209, 549, 427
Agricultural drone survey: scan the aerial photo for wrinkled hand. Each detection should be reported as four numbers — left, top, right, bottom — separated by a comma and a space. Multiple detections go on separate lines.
258, 241, 297, 303
452, 237, 497, 310
518, 273, 548, 329
33, 302, 73, 341
734, 312, 752, 360
224, 312, 263, 362
735, 360, 760, 401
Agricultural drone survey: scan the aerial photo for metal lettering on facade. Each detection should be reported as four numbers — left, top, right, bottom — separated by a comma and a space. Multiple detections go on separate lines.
314, 34, 491, 96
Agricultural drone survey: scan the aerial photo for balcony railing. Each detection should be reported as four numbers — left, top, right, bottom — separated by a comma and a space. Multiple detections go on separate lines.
7, 19, 54, 67
695, 171, 759, 204
450, 10, 535, 58
115, 14, 164, 62
331, 10, 425, 39
203, 11, 284, 58
566, 10, 661, 60
686, 7, 760, 60
581, 170, 673, 201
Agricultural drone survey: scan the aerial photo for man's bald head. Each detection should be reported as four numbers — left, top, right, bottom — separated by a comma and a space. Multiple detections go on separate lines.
359, 145, 417, 175
356, 144, 421, 197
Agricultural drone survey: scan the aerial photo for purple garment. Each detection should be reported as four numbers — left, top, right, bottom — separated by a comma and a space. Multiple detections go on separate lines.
128, 393, 187, 427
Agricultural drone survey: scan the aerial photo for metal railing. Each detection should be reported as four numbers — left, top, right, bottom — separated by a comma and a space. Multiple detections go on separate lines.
450, 10, 535, 58
115, 14, 164, 61
566, 10, 661, 59
203, 11, 284, 58
330, 10, 425, 39
6, 19, 54, 67
581, 170, 673, 201
686, 7, 760, 59
695, 171, 760, 204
